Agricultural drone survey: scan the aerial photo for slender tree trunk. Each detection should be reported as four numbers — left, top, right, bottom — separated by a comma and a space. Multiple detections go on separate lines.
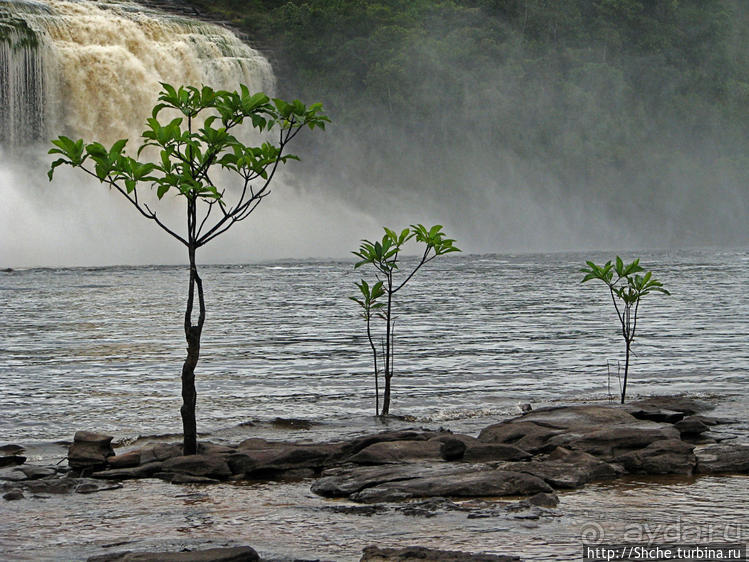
181, 242, 205, 455
621, 339, 630, 405
381, 287, 393, 416
366, 315, 379, 416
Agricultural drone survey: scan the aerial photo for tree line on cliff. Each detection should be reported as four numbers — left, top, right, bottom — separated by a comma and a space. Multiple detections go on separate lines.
182, 0, 749, 247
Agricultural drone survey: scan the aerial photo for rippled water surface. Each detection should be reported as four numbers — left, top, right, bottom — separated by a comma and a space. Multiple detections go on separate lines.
1, 249, 748, 560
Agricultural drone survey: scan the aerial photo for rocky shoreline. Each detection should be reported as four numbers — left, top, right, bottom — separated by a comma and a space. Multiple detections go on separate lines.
3, 396, 749, 561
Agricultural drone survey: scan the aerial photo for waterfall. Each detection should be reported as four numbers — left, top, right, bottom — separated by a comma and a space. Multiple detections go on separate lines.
0, 0, 276, 145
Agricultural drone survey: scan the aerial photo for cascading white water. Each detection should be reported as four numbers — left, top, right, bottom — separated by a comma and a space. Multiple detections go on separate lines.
0, 0, 275, 144
0, 0, 377, 267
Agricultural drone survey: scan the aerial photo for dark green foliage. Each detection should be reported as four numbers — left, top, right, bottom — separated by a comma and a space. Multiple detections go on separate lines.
181, 0, 749, 246
581, 257, 669, 404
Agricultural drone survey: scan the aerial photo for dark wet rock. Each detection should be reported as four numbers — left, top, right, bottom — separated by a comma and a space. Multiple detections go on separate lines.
311, 463, 486, 498
497, 456, 619, 489
435, 437, 467, 461
87, 545, 259, 561
230, 440, 344, 476
518, 405, 639, 430
92, 462, 164, 480
674, 416, 711, 436
624, 406, 685, 423
0, 455, 26, 467
3, 476, 122, 495
545, 423, 680, 459
360, 545, 520, 561
155, 472, 220, 484
341, 430, 442, 458
3, 490, 24, 500
138, 443, 184, 464
694, 443, 749, 474
614, 439, 696, 475
0, 444, 25, 455
16, 465, 59, 479
462, 443, 532, 463
271, 417, 318, 430
628, 396, 714, 416
276, 468, 315, 480
197, 442, 237, 456
68, 431, 115, 471
161, 455, 232, 480
348, 440, 448, 465
0, 466, 30, 481
350, 469, 552, 503
477, 421, 563, 453
108, 451, 142, 468
527, 491, 559, 507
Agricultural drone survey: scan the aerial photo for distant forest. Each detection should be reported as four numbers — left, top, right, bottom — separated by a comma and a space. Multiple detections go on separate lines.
184, 0, 749, 249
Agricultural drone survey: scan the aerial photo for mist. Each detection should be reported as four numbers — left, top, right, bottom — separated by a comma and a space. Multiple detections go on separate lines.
3, 0, 749, 268
271, 0, 749, 254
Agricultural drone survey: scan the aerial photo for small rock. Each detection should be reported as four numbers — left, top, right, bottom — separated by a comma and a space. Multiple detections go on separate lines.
3, 490, 24, 501
68, 431, 115, 471
0, 455, 26, 468
674, 416, 710, 436
107, 451, 141, 469
0, 444, 25, 455
527, 491, 559, 508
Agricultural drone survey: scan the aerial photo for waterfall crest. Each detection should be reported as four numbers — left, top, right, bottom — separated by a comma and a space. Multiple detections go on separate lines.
0, 0, 276, 145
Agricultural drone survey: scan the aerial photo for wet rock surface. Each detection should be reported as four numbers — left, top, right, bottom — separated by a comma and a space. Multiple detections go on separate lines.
360, 546, 521, 561
87, 546, 259, 561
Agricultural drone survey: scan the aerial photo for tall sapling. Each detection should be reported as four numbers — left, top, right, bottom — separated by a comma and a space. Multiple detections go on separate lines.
352, 224, 460, 415
580, 257, 669, 404
49, 83, 328, 454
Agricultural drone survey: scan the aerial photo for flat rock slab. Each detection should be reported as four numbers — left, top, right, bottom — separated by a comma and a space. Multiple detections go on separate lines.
361, 546, 521, 561
312, 463, 487, 498
350, 468, 552, 503
3, 477, 122, 495
516, 405, 640, 430
629, 397, 715, 416
87, 546, 259, 562
614, 439, 696, 475
348, 439, 450, 465
695, 443, 749, 474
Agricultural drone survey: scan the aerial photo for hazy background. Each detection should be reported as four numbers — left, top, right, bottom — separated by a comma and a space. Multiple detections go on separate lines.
2, 0, 749, 266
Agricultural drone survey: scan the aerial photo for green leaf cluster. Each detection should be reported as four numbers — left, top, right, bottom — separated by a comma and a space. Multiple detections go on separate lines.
581, 256, 670, 306
48, 82, 329, 204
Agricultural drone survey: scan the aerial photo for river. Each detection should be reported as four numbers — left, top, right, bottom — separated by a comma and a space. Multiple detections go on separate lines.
1, 249, 748, 560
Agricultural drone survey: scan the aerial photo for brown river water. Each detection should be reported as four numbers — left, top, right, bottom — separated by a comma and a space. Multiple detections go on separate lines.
1, 250, 748, 560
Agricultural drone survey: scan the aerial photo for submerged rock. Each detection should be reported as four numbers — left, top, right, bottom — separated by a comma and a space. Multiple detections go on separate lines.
87, 545, 259, 561
360, 545, 520, 561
